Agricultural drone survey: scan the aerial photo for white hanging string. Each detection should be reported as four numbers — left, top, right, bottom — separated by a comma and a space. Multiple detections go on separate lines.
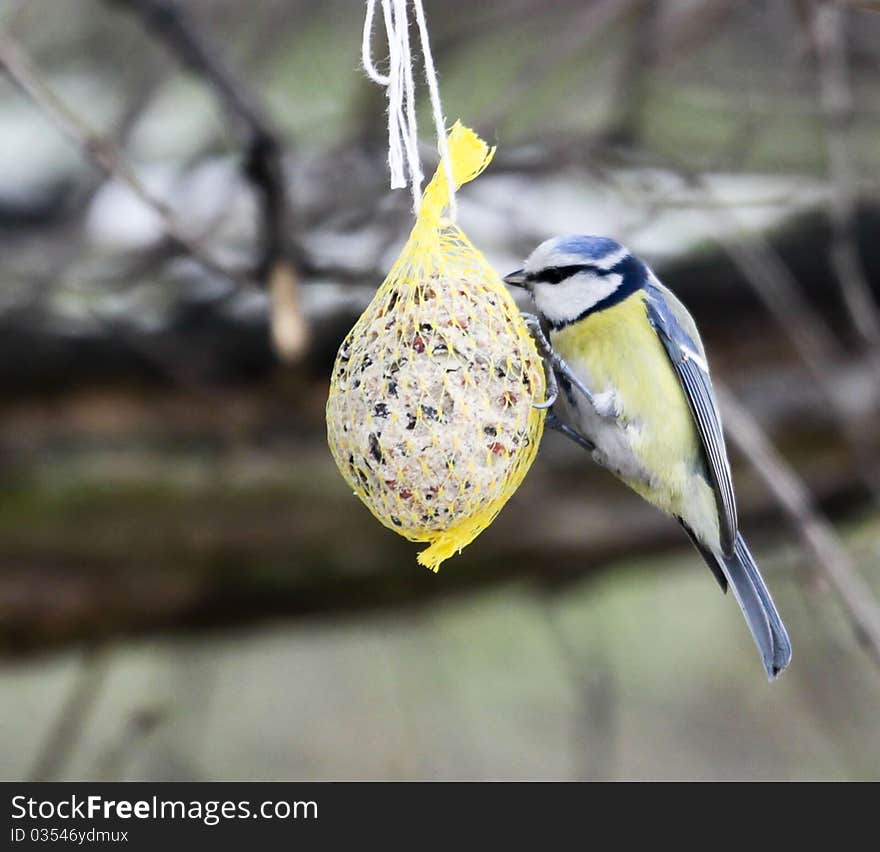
362, 0, 457, 220
411, 0, 455, 221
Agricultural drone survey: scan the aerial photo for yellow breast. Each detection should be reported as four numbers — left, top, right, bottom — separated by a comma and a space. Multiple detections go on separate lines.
551, 292, 702, 506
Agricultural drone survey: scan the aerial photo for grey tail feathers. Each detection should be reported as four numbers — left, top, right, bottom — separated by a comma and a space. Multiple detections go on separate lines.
682, 524, 792, 680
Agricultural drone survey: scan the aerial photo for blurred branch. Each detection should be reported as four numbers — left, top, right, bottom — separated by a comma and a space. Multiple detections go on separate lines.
540, 601, 616, 781
27, 645, 110, 781
604, 142, 880, 498
62, 62, 171, 219
2, 372, 872, 657
482, 0, 639, 131
93, 707, 166, 781
718, 384, 880, 669
106, 0, 290, 270
106, 0, 308, 362
701, 200, 880, 498
0, 31, 246, 288
812, 1, 880, 363
653, 0, 739, 62
601, 0, 658, 148
0, 0, 28, 31
834, 1, 880, 10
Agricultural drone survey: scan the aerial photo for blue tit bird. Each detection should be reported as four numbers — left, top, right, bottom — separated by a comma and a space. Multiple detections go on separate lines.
505, 235, 791, 680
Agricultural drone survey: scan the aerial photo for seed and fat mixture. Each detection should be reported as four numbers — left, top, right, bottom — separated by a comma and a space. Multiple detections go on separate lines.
326, 275, 543, 540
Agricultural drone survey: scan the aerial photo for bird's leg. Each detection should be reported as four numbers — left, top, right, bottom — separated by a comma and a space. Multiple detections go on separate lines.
519, 312, 597, 451
532, 350, 559, 409
520, 312, 596, 409
519, 312, 558, 408
546, 412, 596, 452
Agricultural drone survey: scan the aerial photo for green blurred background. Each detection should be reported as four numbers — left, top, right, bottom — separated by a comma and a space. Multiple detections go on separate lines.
1, 0, 880, 780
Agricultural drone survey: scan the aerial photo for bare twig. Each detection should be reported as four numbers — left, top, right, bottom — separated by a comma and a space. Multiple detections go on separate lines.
601, 0, 659, 148
707, 201, 880, 498
812, 1, 880, 361
482, 0, 640, 131
539, 600, 617, 781
27, 645, 110, 781
834, 1, 880, 11
92, 707, 166, 781
0, 31, 245, 288
61, 62, 172, 227
106, 0, 308, 362
718, 384, 880, 669
0, 0, 28, 31
653, 0, 740, 62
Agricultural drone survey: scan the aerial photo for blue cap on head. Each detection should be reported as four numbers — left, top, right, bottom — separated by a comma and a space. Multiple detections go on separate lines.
554, 235, 623, 260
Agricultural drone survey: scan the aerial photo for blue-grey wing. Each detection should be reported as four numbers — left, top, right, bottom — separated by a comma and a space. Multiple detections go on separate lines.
644, 280, 738, 556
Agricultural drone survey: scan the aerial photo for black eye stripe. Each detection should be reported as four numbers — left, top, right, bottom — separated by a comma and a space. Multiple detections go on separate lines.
527, 263, 625, 285
526, 264, 591, 285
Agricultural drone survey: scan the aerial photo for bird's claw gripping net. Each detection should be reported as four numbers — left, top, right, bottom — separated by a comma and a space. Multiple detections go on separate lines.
519, 311, 595, 409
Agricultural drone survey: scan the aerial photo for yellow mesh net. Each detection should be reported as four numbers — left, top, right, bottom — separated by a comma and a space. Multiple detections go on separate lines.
326, 122, 546, 571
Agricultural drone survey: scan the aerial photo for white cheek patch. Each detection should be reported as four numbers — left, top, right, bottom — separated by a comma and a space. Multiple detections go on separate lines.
533, 272, 622, 326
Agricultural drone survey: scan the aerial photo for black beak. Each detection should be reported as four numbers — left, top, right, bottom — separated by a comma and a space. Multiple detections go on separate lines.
503, 269, 528, 288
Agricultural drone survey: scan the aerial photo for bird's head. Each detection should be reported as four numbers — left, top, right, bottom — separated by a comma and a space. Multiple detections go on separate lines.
504, 235, 648, 328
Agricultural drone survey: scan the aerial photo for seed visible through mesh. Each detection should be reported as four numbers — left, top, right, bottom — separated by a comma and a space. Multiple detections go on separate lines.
327, 275, 543, 539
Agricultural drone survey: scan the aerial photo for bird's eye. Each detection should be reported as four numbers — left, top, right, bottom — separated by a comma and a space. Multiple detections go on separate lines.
536, 265, 591, 285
